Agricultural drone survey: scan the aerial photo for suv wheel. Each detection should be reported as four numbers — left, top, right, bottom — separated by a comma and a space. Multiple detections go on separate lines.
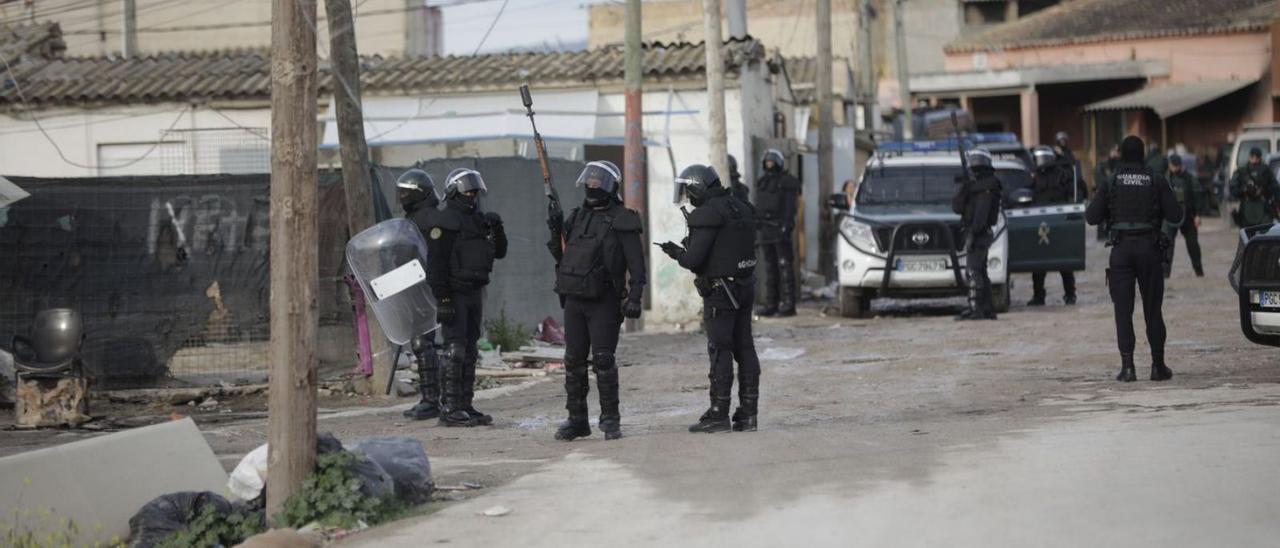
992, 283, 1010, 313
839, 287, 873, 318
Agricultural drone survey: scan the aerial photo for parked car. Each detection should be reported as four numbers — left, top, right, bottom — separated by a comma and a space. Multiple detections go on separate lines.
829, 152, 1012, 318
1228, 222, 1280, 347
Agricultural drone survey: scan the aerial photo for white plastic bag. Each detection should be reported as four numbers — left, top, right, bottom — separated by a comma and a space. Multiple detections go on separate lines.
228, 443, 269, 501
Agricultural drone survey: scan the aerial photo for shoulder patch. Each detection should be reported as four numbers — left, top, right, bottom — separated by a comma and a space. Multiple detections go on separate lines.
610, 208, 643, 232
429, 227, 443, 240
687, 205, 724, 228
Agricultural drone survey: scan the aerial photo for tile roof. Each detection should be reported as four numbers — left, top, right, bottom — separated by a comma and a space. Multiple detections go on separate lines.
0, 37, 766, 108
947, 0, 1278, 53
0, 22, 65, 66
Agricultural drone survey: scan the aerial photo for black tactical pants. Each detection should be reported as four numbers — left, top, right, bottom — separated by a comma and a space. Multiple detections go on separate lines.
442, 290, 483, 411
1108, 236, 1166, 357
1031, 270, 1076, 300
1167, 220, 1203, 274
702, 277, 761, 415
965, 231, 994, 316
410, 332, 441, 406
759, 223, 796, 312
562, 295, 623, 423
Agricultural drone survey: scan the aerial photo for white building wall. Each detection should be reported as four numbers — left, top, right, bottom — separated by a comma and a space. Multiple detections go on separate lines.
0, 104, 272, 178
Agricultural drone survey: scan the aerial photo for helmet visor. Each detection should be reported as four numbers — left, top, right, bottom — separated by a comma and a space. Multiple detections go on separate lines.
446, 169, 487, 196
576, 162, 621, 195
763, 149, 785, 170
673, 177, 699, 204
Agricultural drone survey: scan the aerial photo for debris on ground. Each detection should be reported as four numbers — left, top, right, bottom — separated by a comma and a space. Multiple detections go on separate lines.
350, 437, 435, 505
128, 491, 236, 548
479, 505, 511, 517
235, 528, 322, 548
537, 316, 565, 346
759, 347, 806, 361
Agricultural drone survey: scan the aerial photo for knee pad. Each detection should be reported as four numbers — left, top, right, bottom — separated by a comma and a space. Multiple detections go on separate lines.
446, 343, 467, 365
591, 353, 616, 372
410, 335, 435, 356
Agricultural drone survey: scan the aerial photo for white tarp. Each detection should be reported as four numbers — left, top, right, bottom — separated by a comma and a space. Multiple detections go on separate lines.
322, 89, 599, 147
0, 175, 30, 207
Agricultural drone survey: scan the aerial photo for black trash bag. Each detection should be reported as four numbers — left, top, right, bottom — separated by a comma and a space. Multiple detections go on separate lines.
317, 431, 395, 499
128, 491, 232, 548
351, 437, 435, 505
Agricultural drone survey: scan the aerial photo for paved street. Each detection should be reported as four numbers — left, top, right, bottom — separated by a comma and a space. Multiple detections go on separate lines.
325, 215, 1280, 547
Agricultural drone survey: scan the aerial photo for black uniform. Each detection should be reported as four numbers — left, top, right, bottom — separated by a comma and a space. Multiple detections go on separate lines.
754, 163, 800, 316
666, 185, 761, 433
1085, 136, 1181, 382
1229, 159, 1280, 227
1029, 162, 1078, 305
953, 163, 1002, 320
1094, 155, 1121, 241
426, 198, 507, 426
547, 201, 646, 440
402, 194, 444, 420
1166, 168, 1203, 277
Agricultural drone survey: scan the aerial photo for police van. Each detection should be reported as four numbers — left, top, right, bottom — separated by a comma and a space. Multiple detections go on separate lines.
829, 138, 1015, 318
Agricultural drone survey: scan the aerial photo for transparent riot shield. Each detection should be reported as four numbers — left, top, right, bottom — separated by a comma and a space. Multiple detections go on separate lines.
345, 218, 437, 345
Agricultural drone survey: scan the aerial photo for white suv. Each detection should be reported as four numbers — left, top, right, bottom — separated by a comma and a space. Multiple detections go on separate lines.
831, 154, 1013, 318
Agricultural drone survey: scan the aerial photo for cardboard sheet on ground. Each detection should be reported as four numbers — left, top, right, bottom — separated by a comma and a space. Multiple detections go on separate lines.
0, 175, 29, 207
0, 418, 228, 545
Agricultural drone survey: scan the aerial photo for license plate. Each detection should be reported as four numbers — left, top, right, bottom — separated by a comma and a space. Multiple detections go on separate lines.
1261, 291, 1280, 308
895, 258, 948, 272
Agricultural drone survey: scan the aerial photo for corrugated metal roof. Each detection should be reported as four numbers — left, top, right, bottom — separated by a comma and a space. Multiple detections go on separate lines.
0, 22, 65, 66
947, 0, 1278, 53
0, 38, 766, 108
1081, 79, 1258, 118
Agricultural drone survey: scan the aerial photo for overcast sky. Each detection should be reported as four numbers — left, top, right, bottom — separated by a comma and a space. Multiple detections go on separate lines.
433, 0, 603, 55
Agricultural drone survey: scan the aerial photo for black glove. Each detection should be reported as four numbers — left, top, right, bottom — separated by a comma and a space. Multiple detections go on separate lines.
622, 300, 642, 319
483, 212, 504, 228
547, 209, 564, 233
659, 241, 684, 260
436, 297, 455, 325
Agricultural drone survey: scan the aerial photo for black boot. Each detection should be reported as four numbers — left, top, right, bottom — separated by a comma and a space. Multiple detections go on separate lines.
777, 262, 797, 317
1115, 353, 1137, 383
595, 361, 622, 440
755, 304, 778, 317
1026, 296, 1046, 307
689, 398, 732, 433
460, 355, 493, 426
403, 342, 441, 420
1151, 355, 1173, 381
732, 398, 757, 432
439, 347, 481, 427
1193, 265, 1204, 277
555, 358, 591, 441
1063, 293, 1077, 306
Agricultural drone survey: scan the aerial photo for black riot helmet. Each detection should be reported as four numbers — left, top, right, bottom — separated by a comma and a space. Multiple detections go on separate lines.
761, 149, 785, 173
577, 160, 622, 207
444, 168, 487, 209
1055, 131, 1070, 148
674, 164, 724, 207
396, 168, 439, 209
967, 148, 993, 171
727, 154, 740, 178
1032, 145, 1056, 168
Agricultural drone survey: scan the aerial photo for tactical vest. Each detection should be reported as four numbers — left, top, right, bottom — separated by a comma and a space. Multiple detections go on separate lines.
1107, 165, 1157, 231
448, 211, 496, 288
753, 172, 795, 219
555, 209, 615, 299
962, 173, 1001, 228
699, 195, 758, 279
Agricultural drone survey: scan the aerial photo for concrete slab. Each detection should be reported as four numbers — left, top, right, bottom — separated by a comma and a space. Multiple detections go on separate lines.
0, 418, 228, 545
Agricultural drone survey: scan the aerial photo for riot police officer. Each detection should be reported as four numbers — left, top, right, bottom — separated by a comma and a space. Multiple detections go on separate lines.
397, 169, 446, 420
952, 149, 1002, 321
727, 154, 750, 203
1085, 136, 1181, 382
425, 168, 507, 426
547, 161, 646, 441
1094, 145, 1121, 241
660, 164, 762, 433
1229, 147, 1280, 227
1165, 154, 1203, 277
1027, 146, 1078, 306
753, 149, 800, 317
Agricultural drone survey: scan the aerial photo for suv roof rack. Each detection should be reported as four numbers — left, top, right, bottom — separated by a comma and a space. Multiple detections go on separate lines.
1242, 123, 1280, 131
